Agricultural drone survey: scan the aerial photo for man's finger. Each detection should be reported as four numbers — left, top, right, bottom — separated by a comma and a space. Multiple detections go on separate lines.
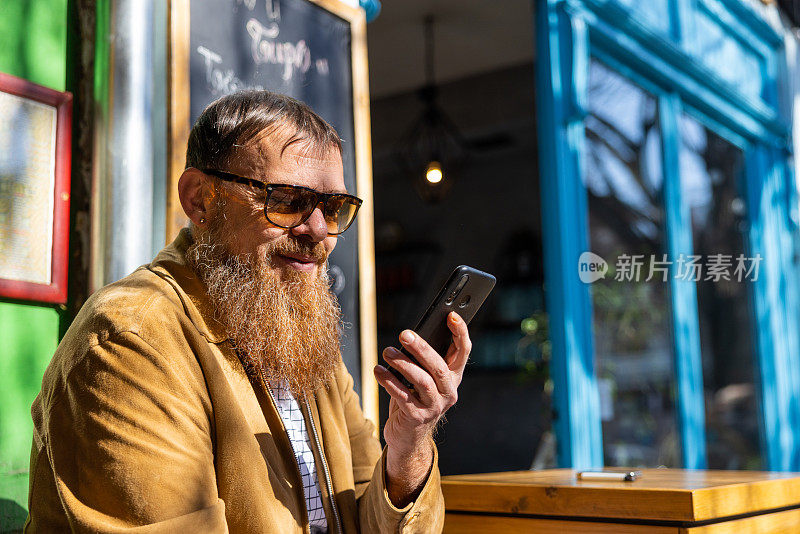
383, 347, 439, 405
374, 365, 426, 410
445, 311, 472, 373
397, 330, 455, 397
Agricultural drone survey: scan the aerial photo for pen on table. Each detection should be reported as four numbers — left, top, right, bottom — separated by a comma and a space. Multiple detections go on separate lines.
577, 471, 641, 482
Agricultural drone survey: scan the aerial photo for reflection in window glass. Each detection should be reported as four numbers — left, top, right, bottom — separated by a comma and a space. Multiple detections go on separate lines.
679, 114, 762, 469
691, 9, 763, 102
614, 0, 672, 37
585, 59, 680, 467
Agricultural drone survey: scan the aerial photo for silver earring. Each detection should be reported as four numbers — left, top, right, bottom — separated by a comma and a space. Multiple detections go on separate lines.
199, 217, 206, 224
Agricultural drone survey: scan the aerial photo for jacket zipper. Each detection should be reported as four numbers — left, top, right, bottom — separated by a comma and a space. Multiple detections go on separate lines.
260, 369, 311, 532
304, 397, 343, 534
260, 367, 342, 534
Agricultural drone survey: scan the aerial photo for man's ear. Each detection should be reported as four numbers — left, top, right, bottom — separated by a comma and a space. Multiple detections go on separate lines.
178, 167, 214, 225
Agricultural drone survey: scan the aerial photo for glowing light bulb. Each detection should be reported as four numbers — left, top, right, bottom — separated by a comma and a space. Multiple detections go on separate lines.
425, 161, 443, 184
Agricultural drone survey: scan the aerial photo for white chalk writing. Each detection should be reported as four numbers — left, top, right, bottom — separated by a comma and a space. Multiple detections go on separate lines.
265, 0, 280, 21
246, 18, 312, 81
197, 45, 264, 95
235, 0, 256, 11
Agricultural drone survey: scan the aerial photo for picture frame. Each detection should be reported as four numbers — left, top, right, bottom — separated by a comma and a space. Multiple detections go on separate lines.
0, 72, 72, 304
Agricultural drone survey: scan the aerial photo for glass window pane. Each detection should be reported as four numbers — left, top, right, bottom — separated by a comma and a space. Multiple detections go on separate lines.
679, 114, 762, 469
585, 59, 681, 467
688, 7, 765, 103
614, 0, 672, 37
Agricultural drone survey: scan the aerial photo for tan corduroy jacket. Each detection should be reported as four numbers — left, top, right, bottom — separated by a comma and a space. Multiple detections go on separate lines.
25, 230, 444, 533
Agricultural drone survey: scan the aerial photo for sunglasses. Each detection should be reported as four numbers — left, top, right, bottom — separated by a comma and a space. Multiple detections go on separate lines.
203, 169, 363, 235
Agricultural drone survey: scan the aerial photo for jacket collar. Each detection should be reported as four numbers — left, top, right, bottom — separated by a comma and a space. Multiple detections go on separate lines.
147, 228, 230, 344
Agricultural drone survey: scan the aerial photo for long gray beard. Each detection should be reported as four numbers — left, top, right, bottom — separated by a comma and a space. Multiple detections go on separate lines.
186, 231, 342, 396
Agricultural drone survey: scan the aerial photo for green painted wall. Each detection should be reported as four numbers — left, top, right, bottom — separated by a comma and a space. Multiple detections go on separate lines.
0, 0, 67, 529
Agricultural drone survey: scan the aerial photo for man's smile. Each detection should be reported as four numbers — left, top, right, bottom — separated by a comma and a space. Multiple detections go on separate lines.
274, 252, 320, 271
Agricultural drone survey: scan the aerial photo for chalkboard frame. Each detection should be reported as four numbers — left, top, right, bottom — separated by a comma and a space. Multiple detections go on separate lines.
166, 0, 379, 426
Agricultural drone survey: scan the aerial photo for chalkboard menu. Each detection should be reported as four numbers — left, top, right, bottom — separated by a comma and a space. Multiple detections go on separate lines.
168, 0, 377, 419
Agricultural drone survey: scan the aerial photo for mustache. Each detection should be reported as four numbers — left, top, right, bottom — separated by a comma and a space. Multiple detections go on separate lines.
267, 237, 328, 264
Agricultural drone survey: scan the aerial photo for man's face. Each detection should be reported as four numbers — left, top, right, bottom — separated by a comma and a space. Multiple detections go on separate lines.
186, 128, 347, 395
213, 131, 346, 279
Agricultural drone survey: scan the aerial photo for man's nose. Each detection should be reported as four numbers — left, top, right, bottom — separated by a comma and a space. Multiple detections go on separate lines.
290, 204, 328, 241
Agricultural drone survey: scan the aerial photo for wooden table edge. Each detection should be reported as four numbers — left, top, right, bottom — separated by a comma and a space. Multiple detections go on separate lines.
443, 470, 800, 523
442, 480, 697, 521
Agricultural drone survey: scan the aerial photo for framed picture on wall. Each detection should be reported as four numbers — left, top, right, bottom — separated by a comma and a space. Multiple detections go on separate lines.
0, 72, 72, 304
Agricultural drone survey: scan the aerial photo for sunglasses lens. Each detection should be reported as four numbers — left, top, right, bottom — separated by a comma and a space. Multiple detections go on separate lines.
265, 185, 317, 227
324, 196, 360, 235
265, 185, 361, 234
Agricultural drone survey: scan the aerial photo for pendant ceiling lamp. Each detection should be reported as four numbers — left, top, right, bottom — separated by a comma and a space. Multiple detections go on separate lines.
396, 15, 468, 204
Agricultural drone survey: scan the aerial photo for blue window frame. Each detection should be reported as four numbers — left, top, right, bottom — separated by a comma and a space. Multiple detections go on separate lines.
536, 0, 800, 470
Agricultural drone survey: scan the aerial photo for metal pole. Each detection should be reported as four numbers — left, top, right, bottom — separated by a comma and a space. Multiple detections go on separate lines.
92, 0, 156, 288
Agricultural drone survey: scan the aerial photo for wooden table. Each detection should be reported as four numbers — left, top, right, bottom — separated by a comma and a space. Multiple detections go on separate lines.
442, 469, 800, 533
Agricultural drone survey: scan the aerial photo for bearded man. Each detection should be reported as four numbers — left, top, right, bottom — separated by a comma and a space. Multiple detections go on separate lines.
25, 91, 472, 533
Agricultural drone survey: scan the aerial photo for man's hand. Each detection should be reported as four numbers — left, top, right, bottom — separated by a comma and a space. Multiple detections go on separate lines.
373, 311, 471, 507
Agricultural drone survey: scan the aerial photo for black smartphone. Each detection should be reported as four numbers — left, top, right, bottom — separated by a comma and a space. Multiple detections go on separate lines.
387, 265, 496, 390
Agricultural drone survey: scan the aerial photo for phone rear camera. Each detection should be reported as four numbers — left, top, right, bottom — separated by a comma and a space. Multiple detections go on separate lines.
445, 274, 470, 305
454, 274, 469, 293
458, 295, 471, 308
